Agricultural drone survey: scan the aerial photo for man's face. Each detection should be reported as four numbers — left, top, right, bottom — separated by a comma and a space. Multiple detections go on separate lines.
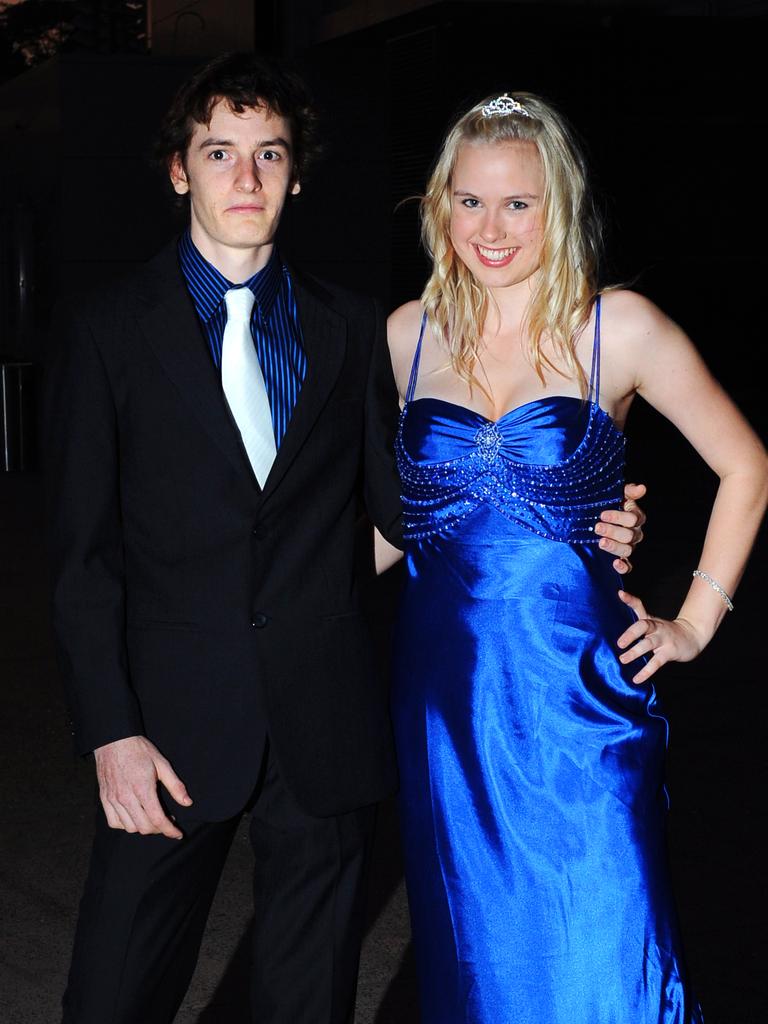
170, 98, 300, 264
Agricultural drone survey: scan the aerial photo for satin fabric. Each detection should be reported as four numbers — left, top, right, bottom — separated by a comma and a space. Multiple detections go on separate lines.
393, 390, 703, 1022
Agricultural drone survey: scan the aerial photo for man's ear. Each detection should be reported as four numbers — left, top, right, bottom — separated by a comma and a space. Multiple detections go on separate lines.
170, 154, 190, 195
290, 178, 301, 197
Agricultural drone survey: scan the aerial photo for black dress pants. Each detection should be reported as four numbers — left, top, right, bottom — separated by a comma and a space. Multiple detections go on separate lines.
61, 745, 375, 1024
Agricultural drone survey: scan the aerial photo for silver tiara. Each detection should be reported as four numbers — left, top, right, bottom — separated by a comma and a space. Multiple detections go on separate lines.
480, 94, 532, 119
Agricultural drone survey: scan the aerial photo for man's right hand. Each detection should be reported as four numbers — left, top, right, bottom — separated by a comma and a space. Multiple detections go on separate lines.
94, 735, 193, 840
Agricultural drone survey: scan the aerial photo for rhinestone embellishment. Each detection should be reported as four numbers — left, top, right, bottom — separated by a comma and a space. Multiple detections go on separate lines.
396, 400, 626, 544
481, 94, 532, 119
474, 422, 504, 462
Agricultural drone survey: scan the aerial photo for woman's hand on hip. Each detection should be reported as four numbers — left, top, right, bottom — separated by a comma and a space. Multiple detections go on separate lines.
616, 589, 705, 684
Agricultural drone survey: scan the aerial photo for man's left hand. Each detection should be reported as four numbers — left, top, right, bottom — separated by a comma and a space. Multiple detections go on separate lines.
595, 482, 647, 575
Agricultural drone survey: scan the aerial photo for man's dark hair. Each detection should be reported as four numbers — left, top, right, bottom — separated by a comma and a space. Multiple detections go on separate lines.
155, 51, 320, 182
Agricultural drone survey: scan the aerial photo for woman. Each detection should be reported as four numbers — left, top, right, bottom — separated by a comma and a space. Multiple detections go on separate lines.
377, 94, 767, 1022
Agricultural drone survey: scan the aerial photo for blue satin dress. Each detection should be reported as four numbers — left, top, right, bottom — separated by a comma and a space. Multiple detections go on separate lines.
392, 300, 702, 1023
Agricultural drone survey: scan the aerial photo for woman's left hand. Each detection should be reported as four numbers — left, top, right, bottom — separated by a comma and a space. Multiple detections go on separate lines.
616, 590, 705, 684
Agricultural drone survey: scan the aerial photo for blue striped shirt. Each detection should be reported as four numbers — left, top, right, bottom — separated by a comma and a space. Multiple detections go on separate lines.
178, 230, 307, 447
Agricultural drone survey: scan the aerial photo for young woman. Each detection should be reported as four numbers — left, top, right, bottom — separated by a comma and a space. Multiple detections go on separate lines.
378, 93, 767, 1022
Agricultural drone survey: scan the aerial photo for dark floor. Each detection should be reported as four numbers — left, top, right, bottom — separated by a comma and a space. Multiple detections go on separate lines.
1, 467, 765, 1023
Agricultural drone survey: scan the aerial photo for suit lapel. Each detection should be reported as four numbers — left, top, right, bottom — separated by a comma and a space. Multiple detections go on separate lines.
134, 244, 258, 487
131, 246, 347, 499
259, 272, 347, 503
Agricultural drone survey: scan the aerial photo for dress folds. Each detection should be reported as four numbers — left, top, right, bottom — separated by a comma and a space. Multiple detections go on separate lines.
392, 300, 702, 1023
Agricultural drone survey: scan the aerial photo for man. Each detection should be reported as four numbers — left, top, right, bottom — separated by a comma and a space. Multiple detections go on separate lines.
45, 52, 644, 1024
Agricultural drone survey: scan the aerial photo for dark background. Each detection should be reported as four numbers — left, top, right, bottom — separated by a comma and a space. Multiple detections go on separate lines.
0, 2, 765, 1021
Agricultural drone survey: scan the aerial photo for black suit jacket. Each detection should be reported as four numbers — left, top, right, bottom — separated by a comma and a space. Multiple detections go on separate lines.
44, 243, 403, 821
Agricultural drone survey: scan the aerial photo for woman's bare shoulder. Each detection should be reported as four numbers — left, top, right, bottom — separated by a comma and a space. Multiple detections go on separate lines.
387, 300, 424, 381
388, 300, 424, 345
599, 288, 674, 340
598, 288, 699, 399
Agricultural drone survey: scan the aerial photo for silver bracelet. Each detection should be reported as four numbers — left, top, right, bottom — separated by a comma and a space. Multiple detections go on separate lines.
692, 570, 734, 612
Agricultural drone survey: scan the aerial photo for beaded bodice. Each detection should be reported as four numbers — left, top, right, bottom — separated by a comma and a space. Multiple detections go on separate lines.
395, 298, 626, 544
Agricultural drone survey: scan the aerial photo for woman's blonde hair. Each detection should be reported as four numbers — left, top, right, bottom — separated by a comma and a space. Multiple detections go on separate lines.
420, 92, 603, 394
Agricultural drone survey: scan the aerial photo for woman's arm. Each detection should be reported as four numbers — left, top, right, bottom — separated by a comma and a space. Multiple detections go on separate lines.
375, 527, 404, 575
364, 298, 405, 548
603, 291, 768, 682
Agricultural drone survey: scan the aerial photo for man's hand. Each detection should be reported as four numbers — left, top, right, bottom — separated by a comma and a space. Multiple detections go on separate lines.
94, 735, 192, 840
595, 482, 647, 575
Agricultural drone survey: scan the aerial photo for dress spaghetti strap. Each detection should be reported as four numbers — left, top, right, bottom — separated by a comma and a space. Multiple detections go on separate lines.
405, 312, 428, 404
588, 295, 602, 406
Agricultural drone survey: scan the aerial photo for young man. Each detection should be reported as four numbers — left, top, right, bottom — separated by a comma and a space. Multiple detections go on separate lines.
45, 52, 644, 1024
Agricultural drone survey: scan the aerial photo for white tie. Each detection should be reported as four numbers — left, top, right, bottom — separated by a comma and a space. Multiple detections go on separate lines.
221, 287, 277, 487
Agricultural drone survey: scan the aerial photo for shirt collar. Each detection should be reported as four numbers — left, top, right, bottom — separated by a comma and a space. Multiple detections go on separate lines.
178, 229, 283, 324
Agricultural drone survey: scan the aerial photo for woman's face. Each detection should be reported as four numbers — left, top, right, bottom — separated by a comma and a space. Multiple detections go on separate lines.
449, 139, 545, 291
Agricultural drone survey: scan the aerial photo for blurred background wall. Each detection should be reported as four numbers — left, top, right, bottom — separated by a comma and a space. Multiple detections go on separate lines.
1, 1, 766, 354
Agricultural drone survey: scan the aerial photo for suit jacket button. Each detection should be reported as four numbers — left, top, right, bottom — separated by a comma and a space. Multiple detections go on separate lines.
251, 613, 268, 628
252, 524, 264, 539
